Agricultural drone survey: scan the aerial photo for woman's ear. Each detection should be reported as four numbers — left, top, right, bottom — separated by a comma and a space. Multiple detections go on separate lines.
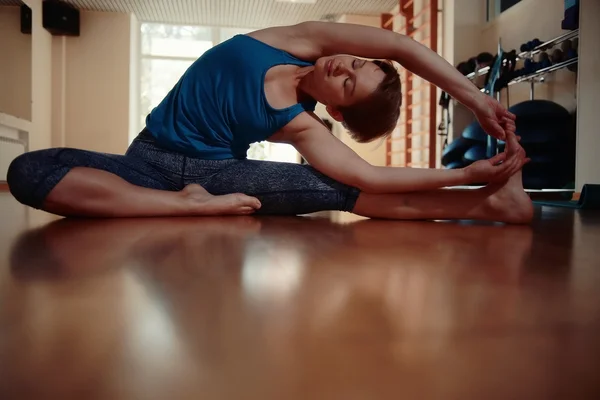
326, 105, 344, 122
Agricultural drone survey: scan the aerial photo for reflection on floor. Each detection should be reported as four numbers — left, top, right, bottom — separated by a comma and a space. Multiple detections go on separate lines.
1, 192, 599, 399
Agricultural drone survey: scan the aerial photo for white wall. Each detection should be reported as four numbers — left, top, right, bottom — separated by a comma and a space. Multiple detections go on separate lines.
575, 0, 600, 189
23, 0, 52, 152
51, 36, 66, 147
0, 6, 32, 121
61, 11, 133, 154
1, 5, 134, 155
129, 13, 140, 144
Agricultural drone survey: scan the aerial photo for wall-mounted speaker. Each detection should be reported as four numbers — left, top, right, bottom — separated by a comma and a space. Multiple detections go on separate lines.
20, 1, 80, 36
20, 5, 32, 34
43, 1, 80, 37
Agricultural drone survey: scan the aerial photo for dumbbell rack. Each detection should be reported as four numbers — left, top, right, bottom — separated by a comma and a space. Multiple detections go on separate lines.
508, 29, 579, 100
462, 30, 579, 196
467, 29, 579, 101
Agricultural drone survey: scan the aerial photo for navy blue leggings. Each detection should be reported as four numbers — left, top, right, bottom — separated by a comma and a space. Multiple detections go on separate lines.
7, 129, 360, 215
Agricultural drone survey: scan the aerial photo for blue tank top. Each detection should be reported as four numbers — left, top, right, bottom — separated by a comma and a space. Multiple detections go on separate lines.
145, 35, 317, 159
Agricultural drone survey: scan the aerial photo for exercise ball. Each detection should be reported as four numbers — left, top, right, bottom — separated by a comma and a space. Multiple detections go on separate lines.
441, 137, 474, 166
461, 120, 487, 142
463, 144, 487, 164
508, 100, 570, 124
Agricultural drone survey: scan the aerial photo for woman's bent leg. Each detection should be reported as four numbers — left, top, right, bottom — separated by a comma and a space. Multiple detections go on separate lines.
192, 159, 360, 215
43, 168, 260, 218
7, 148, 261, 217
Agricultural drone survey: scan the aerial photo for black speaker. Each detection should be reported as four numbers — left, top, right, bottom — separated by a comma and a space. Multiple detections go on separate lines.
20, 5, 32, 35
43, 0, 80, 36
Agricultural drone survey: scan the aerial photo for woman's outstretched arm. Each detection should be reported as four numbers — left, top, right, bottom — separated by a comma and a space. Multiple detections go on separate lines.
250, 21, 515, 140
296, 21, 516, 140
272, 113, 526, 194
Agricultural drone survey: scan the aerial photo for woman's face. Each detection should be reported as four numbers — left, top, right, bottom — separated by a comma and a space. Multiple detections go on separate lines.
312, 55, 386, 108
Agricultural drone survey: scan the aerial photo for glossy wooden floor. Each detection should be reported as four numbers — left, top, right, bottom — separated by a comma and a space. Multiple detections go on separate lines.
1, 192, 599, 399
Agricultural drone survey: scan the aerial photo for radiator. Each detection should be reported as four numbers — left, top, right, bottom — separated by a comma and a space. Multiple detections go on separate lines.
0, 136, 26, 182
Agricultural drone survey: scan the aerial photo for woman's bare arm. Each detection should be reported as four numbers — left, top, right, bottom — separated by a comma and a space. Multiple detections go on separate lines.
250, 22, 515, 140
251, 22, 481, 109
273, 114, 495, 194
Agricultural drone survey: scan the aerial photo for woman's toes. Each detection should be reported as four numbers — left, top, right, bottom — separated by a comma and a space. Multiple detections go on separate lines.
233, 193, 261, 209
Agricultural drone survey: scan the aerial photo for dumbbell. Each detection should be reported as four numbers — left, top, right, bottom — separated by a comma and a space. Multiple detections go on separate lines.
551, 48, 564, 63
524, 58, 539, 73
559, 39, 577, 61
561, 40, 572, 54
538, 52, 551, 68
520, 39, 540, 52
566, 38, 579, 72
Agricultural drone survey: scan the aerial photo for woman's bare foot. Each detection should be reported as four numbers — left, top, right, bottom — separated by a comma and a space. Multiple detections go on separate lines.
483, 171, 534, 224
181, 184, 262, 215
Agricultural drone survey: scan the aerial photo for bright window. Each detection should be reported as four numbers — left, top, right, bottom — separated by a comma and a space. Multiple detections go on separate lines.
139, 23, 298, 162
139, 24, 212, 132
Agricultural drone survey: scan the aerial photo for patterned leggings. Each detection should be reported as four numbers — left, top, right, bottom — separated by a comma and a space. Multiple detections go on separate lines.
7, 129, 360, 215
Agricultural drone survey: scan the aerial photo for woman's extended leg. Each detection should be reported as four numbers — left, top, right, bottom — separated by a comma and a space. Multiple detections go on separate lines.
353, 171, 533, 224
197, 158, 532, 224
7, 146, 261, 218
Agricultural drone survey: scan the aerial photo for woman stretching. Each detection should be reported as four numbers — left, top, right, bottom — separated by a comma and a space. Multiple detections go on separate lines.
7, 22, 532, 223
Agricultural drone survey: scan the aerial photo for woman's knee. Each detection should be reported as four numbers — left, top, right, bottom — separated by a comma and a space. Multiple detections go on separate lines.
7, 149, 68, 209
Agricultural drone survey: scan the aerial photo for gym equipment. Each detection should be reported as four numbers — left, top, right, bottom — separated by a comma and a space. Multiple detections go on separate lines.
519, 38, 543, 52
461, 120, 487, 143
493, 50, 518, 91
534, 184, 600, 209
462, 144, 487, 165
531, 38, 542, 49
508, 99, 570, 123
501, 101, 575, 189
456, 62, 470, 76
561, 0, 580, 30
561, 39, 578, 71
466, 58, 477, 74
449, 30, 579, 191
538, 52, 551, 68
524, 58, 538, 74
441, 137, 473, 166
551, 48, 564, 63
476, 52, 494, 66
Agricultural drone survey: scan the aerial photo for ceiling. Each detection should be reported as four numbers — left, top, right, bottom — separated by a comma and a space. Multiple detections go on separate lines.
0, 0, 397, 29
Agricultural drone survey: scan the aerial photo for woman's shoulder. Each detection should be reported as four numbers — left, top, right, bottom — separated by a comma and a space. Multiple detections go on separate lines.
246, 25, 321, 62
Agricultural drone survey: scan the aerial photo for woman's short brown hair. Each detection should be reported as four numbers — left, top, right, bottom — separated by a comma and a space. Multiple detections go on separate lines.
338, 60, 402, 143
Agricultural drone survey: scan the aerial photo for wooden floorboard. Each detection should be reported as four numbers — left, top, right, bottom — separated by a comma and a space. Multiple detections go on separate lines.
0, 193, 599, 399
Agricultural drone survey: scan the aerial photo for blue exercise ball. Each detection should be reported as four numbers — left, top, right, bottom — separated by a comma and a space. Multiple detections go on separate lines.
461, 120, 487, 142
441, 137, 474, 166
463, 144, 487, 164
